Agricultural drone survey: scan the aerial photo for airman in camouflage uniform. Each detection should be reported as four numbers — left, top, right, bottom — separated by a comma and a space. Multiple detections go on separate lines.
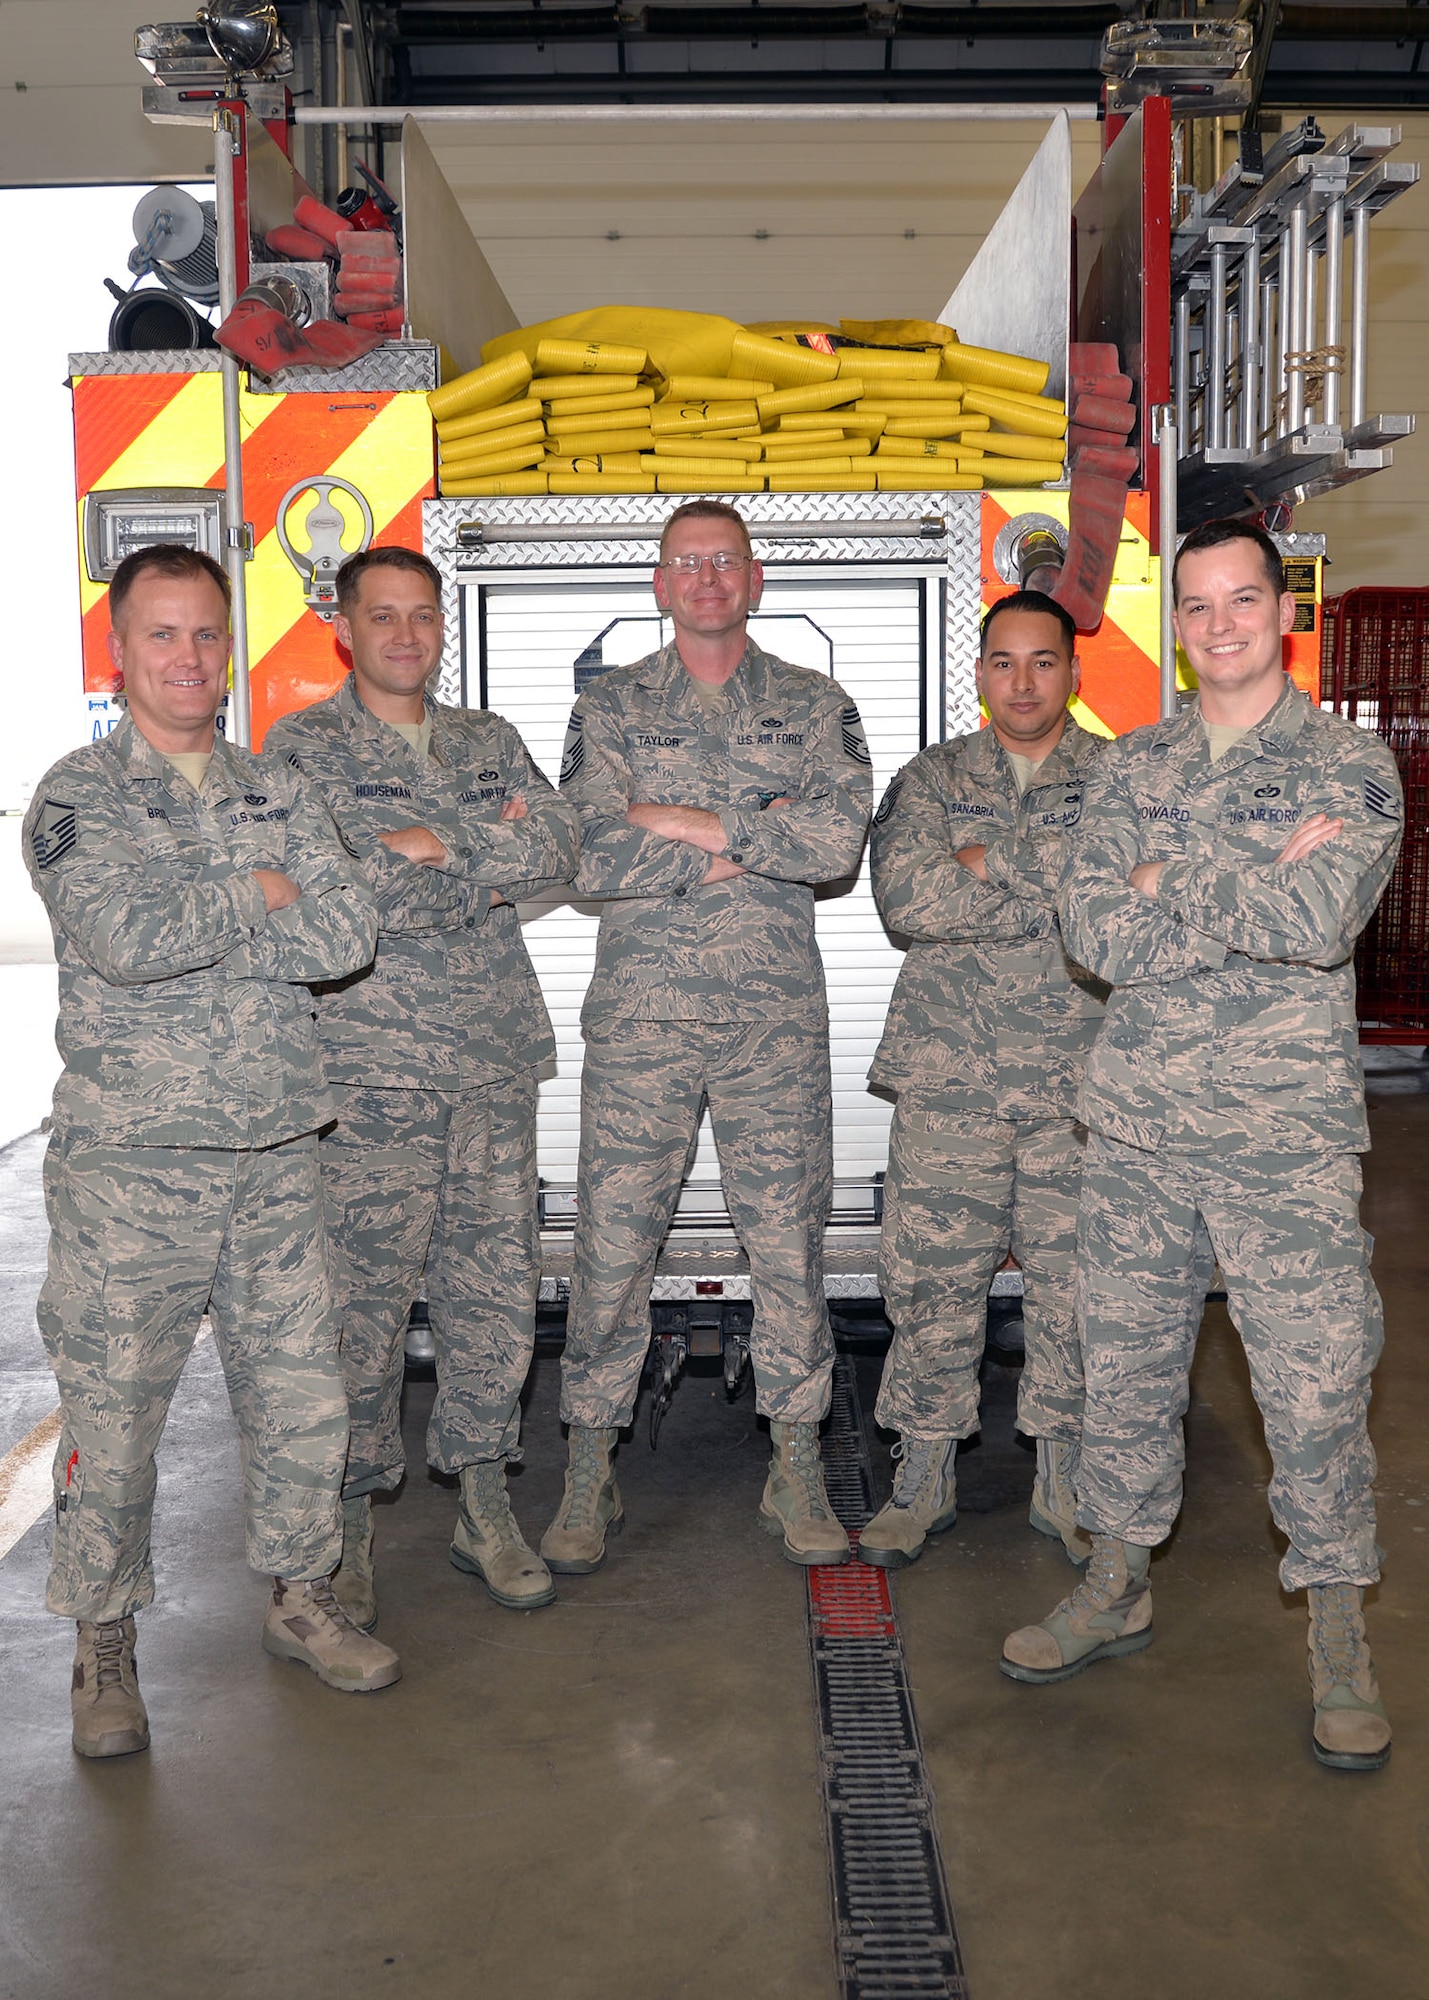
544, 502, 872, 1571
268, 546, 579, 1623
26, 546, 398, 1761
1002, 522, 1402, 1775
861, 592, 1107, 1569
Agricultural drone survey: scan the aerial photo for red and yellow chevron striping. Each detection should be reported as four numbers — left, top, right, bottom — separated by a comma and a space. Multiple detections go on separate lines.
73, 370, 435, 747
979, 490, 1320, 734
980, 491, 1159, 739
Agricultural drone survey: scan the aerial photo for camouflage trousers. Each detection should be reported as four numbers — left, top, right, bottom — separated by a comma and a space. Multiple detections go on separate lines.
1077, 1135, 1383, 1591
875, 1093, 1085, 1442
562, 1017, 835, 1428
38, 1130, 347, 1623
320, 1077, 540, 1493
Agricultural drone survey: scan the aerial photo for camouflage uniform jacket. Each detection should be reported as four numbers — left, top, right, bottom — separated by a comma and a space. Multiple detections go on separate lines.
267, 676, 578, 1087
869, 716, 1108, 1116
561, 639, 872, 1027
1059, 678, 1403, 1156
24, 716, 376, 1148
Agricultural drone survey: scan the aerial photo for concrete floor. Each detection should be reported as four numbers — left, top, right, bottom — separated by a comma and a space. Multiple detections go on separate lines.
2, 1085, 1428, 1999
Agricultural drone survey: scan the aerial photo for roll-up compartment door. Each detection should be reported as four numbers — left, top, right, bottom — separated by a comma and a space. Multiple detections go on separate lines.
469, 567, 941, 1195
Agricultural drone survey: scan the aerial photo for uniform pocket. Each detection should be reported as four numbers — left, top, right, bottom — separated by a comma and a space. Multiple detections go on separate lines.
1215, 995, 1331, 1106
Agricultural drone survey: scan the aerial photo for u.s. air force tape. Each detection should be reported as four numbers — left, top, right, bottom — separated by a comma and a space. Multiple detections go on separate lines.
31, 799, 78, 870
1364, 775, 1400, 821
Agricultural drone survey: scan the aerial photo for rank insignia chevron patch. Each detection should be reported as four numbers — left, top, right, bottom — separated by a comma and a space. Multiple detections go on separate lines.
559, 712, 586, 785
32, 799, 79, 869
1364, 775, 1400, 821
841, 704, 871, 765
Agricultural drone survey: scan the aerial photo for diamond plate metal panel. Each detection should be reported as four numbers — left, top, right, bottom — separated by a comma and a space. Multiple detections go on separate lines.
535, 1270, 879, 1303
249, 339, 438, 396
71, 343, 438, 395
424, 491, 987, 718
69, 350, 223, 376
945, 495, 984, 736
427, 489, 966, 559
651, 1276, 753, 1302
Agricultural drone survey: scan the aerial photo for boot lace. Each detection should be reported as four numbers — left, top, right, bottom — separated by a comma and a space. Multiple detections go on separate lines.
891, 1436, 948, 1510
1061, 1537, 1127, 1618
560, 1433, 611, 1527
465, 1460, 517, 1550
780, 1427, 836, 1520
92, 1620, 131, 1693
1310, 1584, 1365, 1690
295, 1575, 351, 1629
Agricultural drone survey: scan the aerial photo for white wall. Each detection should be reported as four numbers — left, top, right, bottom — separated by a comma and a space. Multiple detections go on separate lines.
0, 3, 211, 187
0, 172, 205, 1157
0, 185, 212, 819
424, 114, 1106, 334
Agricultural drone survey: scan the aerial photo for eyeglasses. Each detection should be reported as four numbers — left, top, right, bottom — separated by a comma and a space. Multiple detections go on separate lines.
660, 552, 751, 575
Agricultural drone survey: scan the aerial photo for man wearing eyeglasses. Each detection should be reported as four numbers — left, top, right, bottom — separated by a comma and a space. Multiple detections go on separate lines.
545, 501, 873, 1569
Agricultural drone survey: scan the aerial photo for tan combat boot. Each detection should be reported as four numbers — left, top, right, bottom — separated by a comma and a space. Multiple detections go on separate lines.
760, 1421, 850, 1567
857, 1436, 957, 1569
539, 1427, 623, 1574
262, 1576, 402, 1691
330, 1492, 377, 1632
1308, 1583, 1392, 1771
1001, 1534, 1153, 1683
1028, 1437, 1094, 1566
71, 1616, 150, 1759
451, 1460, 556, 1609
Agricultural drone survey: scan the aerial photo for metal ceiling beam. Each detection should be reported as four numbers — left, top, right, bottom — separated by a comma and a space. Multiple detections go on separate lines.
386, 0, 1429, 31
390, 68, 1111, 102
369, 67, 1429, 108
294, 94, 1098, 118
294, 0, 1429, 111
391, 2, 1122, 32
1276, 5, 1429, 33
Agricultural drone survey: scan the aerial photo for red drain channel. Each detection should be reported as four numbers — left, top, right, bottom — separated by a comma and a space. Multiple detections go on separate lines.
812, 1357, 968, 1998
807, 1534, 898, 1640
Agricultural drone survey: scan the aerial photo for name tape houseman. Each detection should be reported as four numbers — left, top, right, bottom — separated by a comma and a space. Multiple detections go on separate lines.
268, 546, 579, 1626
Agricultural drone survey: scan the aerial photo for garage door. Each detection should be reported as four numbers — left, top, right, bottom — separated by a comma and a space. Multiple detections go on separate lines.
467, 566, 943, 1196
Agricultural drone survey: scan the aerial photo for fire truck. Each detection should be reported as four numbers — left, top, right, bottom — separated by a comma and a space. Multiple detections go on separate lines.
69, 12, 1417, 1400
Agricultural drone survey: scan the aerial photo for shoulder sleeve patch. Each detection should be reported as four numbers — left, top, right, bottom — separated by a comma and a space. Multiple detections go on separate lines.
30, 799, 79, 870
559, 710, 585, 787
840, 702, 872, 767
873, 775, 902, 826
1364, 774, 1400, 821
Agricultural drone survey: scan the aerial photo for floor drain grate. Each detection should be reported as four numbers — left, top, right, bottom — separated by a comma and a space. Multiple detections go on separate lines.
820, 1356, 878, 1527
810, 1355, 970, 2000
